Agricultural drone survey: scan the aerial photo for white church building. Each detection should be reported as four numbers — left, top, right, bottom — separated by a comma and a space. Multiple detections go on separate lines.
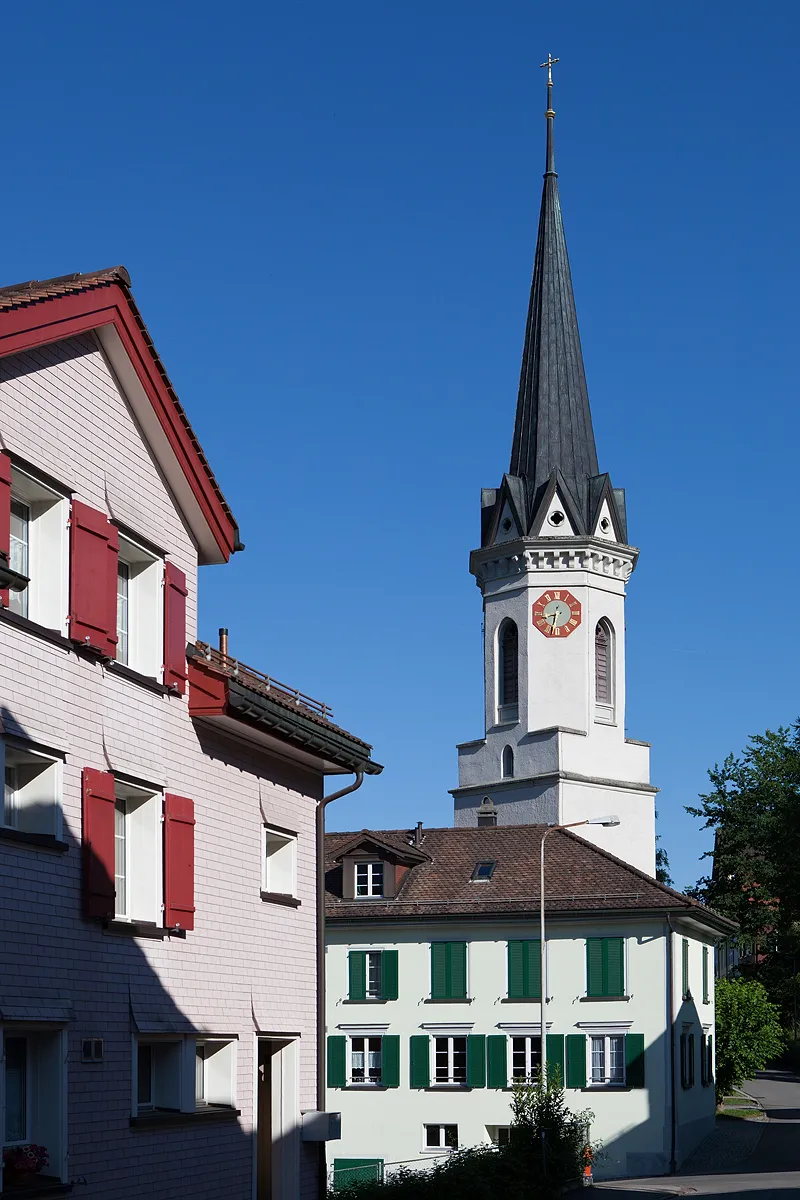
323, 64, 735, 1186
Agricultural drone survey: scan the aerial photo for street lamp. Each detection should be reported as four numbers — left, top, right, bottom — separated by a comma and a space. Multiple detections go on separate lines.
539, 817, 620, 1085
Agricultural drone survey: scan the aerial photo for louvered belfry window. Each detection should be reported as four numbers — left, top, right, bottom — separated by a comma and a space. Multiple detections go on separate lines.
499, 621, 518, 708
595, 621, 611, 705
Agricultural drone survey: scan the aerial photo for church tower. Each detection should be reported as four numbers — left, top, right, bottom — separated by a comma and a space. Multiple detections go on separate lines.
452, 59, 656, 875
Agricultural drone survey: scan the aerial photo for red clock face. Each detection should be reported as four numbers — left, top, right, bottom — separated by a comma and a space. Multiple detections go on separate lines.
532, 589, 582, 638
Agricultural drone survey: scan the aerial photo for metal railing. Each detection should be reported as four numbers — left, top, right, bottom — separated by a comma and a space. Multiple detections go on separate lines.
195, 642, 333, 720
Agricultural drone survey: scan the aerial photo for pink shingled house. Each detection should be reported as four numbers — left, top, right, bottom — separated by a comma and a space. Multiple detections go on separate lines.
0, 267, 380, 1200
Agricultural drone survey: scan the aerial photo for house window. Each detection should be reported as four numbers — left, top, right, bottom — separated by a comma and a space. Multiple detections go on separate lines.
8, 499, 30, 618
680, 1031, 696, 1089
700, 1033, 713, 1088
1, 742, 61, 836
424, 1124, 458, 1151
702, 946, 709, 1004
501, 745, 514, 778
116, 562, 130, 665
491, 1126, 512, 1148
498, 620, 519, 723
7, 466, 69, 631
4, 1036, 27, 1143
511, 1036, 541, 1081
366, 952, 382, 999
586, 937, 625, 997
590, 1035, 625, 1085
263, 826, 297, 897
347, 949, 399, 1001
116, 534, 163, 678
594, 620, 614, 722
135, 1040, 190, 1113
355, 861, 384, 897
350, 1037, 382, 1085
682, 938, 691, 1000
434, 1036, 467, 1085
113, 782, 162, 924
2, 1028, 66, 1178
195, 1039, 236, 1107
471, 861, 496, 882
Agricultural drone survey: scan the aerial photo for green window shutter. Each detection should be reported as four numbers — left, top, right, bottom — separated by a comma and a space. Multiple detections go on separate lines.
625, 1033, 645, 1088
381, 950, 399, 1000
381, 1035, 400, 1087
487, 1035, 507, 1088
431, 943, 448, 998
707, 1035, 714, 1085
348, 952, 366, 1001
333, 1160, 383, 1191
586, 939, 604, 995
508, 941, 525, 998
565, 1034, 586, 1089
545, 1034, 564, 1087
605, 937, 625, 996
700, 1035, 707, 1087
682, 939, 690, 999
327, 1036, 347, 1088
410, 1035, 430, 1088
448, 941, 468, 999
702, 947, 709, 1004
467, 1035, 486, 1087
525, 940, 542, 998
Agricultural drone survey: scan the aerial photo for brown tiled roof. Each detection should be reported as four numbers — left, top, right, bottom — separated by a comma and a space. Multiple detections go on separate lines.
325, 825, 736, 932
0, 267, 238, 543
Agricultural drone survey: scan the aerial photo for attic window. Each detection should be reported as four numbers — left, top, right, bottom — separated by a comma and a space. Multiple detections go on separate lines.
471, 861, 496, 882
356, 861, 384, 897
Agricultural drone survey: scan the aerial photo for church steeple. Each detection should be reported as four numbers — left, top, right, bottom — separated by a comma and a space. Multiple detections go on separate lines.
509, 54, 599, 518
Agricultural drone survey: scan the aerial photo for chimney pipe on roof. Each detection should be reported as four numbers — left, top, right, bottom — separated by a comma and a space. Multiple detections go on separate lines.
414, 821, 423, 847
219, 627, 229, 658
477, 797, 498, 827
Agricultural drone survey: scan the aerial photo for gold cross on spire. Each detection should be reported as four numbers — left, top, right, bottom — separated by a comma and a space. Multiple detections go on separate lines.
539, 53, 559, 85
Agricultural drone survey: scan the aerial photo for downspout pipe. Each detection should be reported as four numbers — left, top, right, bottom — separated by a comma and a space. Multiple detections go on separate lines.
666, 915, 678, 1174
317, 770, 364, 1111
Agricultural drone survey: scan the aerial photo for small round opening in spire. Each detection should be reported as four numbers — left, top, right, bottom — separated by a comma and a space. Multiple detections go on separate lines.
548, 510, 565, 527
600, 517, 610, 533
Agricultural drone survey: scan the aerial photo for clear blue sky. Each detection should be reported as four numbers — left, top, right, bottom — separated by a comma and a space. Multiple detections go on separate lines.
4, 2, 800, 890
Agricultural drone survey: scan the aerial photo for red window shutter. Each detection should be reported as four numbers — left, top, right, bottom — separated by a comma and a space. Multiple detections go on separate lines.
163, 562, 188, 693
69, 500, 118, 655
82, 768, 117, 919
164, 793, 195, 930
0, 450, 11, 608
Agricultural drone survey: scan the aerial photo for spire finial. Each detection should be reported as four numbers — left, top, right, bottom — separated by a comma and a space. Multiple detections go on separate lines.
539, 53, 559, 176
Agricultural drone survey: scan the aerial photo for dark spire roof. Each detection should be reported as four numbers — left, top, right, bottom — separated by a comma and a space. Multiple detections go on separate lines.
509, 61, 599, 508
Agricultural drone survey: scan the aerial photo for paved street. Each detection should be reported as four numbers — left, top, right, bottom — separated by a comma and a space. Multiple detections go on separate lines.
597, 1067, 800, 1200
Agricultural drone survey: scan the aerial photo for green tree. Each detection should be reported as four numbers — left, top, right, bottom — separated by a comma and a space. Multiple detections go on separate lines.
715, 977, 783, 1099
686, 723, 800, 943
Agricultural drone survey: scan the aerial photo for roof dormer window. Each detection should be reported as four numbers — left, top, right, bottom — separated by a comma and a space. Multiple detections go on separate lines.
356, 861, 384, 898
471, 861, 496, 882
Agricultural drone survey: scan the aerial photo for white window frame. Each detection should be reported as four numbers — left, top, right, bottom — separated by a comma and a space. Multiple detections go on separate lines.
1, 1026, 68, 1181
116, 533, 163, 679
510, 1035, 542, 1082
0, 740, 62, 837
7, 465, 69, 632
594, 618, 616, 725
263, 825, 298, 897
348, 1035, 383, 1087
3, 1033, 31, 1145
355, 861, 384, 898
195, 1038, 237, 1108
433, 1035, 468, 1086
423, 1124, 458, 1152
496, 619, 519, 725
588, 1034, 626, 1087
364, 950, 383, 1000
8, 497, 30, 619
489, 1125, 512, 1148
114, 781, 162, 924
134, 1036, 196, 1115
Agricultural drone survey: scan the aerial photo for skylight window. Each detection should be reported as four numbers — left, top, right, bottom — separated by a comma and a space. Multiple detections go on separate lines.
471, 861, 496, 882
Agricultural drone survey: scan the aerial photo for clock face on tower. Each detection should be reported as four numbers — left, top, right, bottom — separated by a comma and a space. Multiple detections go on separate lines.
532, 590, 582, 638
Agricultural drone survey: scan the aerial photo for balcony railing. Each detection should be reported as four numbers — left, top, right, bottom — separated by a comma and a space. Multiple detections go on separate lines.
194, 642, 333, 721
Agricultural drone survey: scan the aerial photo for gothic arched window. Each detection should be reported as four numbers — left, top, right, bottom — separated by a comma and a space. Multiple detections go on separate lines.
498, 620, 519, 718
595, 620, 614, 709
502, 745, 514, 779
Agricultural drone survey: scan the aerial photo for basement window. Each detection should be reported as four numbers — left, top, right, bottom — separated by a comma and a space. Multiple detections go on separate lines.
471, 861, 496, 882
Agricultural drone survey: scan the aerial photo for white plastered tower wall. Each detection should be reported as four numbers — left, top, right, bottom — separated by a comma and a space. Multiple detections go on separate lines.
452, 518, 656, 875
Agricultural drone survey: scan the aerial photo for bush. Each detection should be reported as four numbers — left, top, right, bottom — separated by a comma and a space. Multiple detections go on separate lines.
715, 977, 784, 1100
329, 1074, 594, 1199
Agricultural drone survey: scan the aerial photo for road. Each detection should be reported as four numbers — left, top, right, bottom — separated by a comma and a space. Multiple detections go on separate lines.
597, 1067, 800, 1200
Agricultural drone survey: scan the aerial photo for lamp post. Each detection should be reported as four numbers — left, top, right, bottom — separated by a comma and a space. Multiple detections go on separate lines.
539, 816, 620, 1085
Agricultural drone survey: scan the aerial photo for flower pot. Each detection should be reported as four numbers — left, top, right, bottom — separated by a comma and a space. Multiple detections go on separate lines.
4, 1166, 39, 1186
